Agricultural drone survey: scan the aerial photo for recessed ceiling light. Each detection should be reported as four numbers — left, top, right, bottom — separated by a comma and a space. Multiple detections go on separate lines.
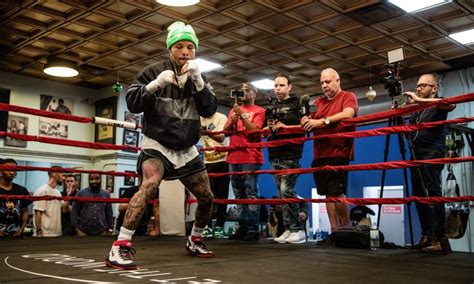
251, 79, 274, 90
449, 29, 474, 45
156, 0, 199, 7
195, 58, 223, 73
388, 0, 451, 13
43, 58, 79, 77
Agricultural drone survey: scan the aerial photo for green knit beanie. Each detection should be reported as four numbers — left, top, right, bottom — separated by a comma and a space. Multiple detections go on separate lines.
166, 21, 199, 50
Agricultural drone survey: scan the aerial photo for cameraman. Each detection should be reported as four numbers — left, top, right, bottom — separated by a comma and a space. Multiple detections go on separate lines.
301, 68, 358, 234
224, 82, 265, 241
267, 74, 306, 244
404, 73, 455, 254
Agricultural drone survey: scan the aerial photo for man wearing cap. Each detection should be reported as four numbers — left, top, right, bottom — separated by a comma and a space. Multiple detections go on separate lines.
106, 21, 218, 270
224, 82, 265, 241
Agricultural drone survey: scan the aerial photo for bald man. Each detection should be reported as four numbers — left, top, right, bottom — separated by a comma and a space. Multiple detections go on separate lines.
404, 73, 455, 254
301, 68, 359, 235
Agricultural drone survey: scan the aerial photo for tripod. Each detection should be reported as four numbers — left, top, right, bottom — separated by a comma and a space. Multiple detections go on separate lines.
376, 110, 420, 248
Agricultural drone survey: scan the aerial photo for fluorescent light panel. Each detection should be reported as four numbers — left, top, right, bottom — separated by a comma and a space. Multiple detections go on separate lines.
195, 58, 223, 73
251, 79, 274, 90
449, 29, 474, 45
156, 0, 199, 7
388, 0, 451, 13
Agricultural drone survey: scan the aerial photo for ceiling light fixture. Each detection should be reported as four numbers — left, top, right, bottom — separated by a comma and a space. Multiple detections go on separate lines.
365, 55, 376, 102
388, 0, 452, 13
251, 79, 274, 90
43, 58, 79, 77
448, 29, 474, 45
195, 58, 223, 73
156, 0, 199, 7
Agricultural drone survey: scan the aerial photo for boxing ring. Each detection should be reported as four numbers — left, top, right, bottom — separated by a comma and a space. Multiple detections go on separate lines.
1, 93, 474, 283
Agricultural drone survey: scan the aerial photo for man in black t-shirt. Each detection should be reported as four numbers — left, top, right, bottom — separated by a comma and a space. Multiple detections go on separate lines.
0, 158, 31, 237
267, 74, 306, 244
405, 73, 455, 254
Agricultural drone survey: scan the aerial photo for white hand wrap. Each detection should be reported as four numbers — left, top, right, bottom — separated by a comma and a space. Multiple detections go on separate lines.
146, 70, 175, 93
187, 60, 205, 91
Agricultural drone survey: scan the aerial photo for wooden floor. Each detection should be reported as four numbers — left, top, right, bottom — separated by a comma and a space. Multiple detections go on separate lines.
1, 236, 473, 283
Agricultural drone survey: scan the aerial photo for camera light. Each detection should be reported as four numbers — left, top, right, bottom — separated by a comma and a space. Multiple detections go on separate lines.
365, 86, 377, 102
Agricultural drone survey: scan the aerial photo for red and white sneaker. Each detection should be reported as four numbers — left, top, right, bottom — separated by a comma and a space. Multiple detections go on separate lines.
105, 240, 138, 270
186, 236, 214, 258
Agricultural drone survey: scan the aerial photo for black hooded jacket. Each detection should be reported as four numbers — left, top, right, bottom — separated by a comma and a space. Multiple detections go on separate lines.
126, 59, 218, 151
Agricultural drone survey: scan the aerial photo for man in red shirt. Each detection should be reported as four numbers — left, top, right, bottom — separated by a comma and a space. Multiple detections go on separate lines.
224, 82, 265, 241
301, 68, 359, 233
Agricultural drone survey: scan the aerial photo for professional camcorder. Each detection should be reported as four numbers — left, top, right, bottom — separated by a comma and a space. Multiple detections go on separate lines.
380, 63, 402, 98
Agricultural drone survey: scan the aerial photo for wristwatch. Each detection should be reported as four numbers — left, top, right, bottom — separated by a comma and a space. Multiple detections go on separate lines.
323, 117, 331, 125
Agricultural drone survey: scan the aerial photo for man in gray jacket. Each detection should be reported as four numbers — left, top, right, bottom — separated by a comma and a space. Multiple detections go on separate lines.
106, 21, 218, 270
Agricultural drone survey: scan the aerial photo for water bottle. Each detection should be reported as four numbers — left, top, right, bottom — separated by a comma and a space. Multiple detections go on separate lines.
370, 223, 380, 250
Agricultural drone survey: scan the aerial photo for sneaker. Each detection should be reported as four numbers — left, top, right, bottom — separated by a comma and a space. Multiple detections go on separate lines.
186, 236, 214, 258
202, 226, 214, 238
105, 240, 137, 270
229, 228, 247, 240
413, 235, 433, 250
285, 230, 307, 244
274, 230, 291, 244
243, 231, 259, 241
214, 226, 224, 238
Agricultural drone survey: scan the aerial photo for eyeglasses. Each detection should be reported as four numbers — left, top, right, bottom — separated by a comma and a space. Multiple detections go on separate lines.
416, 83, 436, 89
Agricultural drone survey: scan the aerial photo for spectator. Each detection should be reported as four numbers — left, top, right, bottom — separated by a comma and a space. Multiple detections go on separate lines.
200, 111, 229, 238
0, 158, 31, 237
301, 68, 359, 233
71, 173, 113, 236
33, 166, 65, 237
224, 82, 266, 241
267, 74, 306, 244
61, 174, 78, 236
404, 73, 455, 254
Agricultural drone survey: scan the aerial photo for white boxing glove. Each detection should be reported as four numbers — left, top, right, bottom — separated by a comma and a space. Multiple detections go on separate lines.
186, 60, 205, 91
146, 70, 175, 94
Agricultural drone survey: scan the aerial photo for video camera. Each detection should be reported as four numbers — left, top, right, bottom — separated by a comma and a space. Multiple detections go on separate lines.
380, 48, 406, 107
265, 97, 286, 122
380, 63, 402, 98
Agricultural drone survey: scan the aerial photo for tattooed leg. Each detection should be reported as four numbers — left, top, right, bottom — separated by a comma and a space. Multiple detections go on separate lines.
180, 170, 214, 228
123, 158, 164, 230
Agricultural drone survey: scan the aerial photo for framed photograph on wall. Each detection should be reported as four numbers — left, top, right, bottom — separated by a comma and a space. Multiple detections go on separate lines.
4, 115, 28, 148
123, 130, 139, 152
39, 95, 74, 139
124, 171, 136, 186
40, 94, 74, 114
106, 175, 114, 194
95, 97, 117, 144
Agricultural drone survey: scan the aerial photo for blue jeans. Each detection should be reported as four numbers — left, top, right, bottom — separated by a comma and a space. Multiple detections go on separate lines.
270, 158, 303, 231
229, 163, 261, 233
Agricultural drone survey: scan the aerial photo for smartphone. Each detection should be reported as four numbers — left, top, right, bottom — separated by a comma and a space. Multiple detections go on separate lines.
230, 89, 244, 98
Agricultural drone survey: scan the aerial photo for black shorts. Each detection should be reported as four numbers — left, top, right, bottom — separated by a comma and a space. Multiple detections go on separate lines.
312, 157, 349, 196
137, 148, 206, 180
